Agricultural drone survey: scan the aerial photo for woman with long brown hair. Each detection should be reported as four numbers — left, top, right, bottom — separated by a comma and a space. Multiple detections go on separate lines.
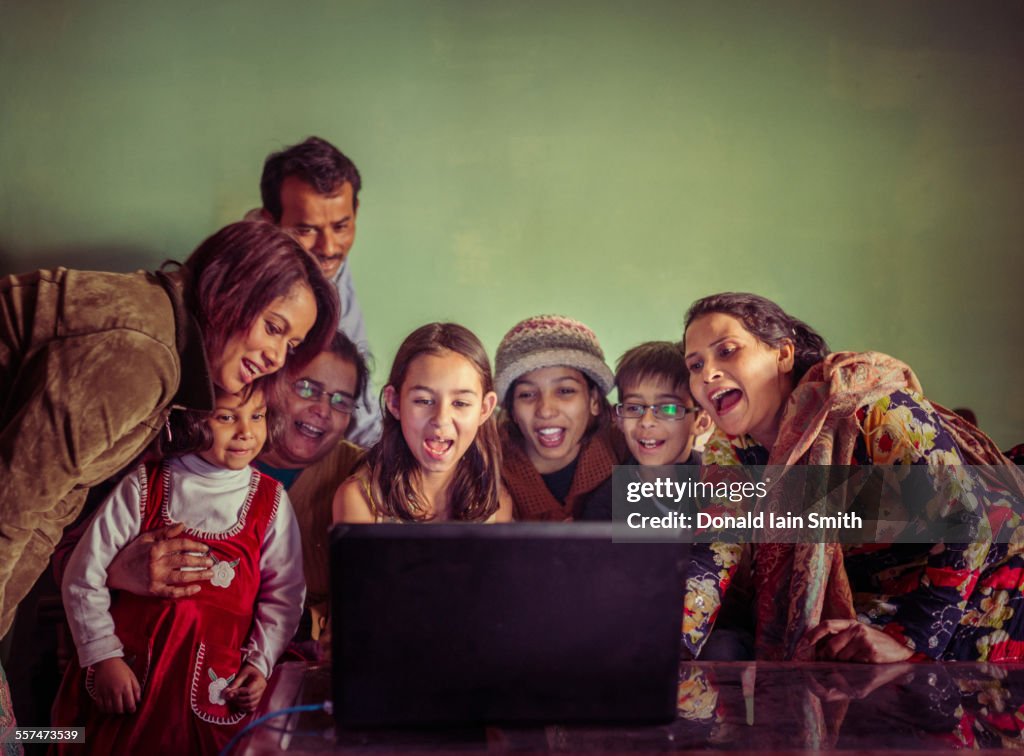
0, 221, 338, 645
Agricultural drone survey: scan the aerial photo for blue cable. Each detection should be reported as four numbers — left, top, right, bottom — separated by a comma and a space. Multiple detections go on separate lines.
217, 701, 330, 756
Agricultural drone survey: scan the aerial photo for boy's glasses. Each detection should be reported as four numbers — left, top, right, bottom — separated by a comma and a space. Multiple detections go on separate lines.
292, 379, 355, 415
614, 403, 700, 421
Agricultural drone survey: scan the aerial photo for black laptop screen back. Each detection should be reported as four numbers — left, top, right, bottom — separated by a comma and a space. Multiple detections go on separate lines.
330, 522, 685, 727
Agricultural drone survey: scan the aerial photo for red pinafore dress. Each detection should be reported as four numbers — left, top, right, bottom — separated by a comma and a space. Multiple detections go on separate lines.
51, 460, 282, 755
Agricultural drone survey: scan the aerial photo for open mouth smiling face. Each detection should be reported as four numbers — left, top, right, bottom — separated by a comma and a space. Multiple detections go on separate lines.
273, 352, 358, 467
386, 350, 497, 478
684, 312, 794, 449
511, 366, 601, 475
213, 283, 318, 394
617, 377, 704, 466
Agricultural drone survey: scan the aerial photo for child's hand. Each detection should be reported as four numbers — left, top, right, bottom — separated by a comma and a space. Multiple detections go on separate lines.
92, 657, 141, 714
222, 662, 267, 712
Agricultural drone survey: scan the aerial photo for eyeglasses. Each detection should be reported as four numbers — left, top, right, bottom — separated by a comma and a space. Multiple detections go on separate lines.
614, 403, 700, 421
292, 379, 355, 414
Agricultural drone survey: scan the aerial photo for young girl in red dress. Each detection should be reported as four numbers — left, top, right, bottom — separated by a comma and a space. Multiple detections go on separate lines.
52, 385, 304, 753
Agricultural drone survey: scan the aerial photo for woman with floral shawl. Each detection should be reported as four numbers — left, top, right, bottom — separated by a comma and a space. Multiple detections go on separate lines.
682, 292, 1024, 662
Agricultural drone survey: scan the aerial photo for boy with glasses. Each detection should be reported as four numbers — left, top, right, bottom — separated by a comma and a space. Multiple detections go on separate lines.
580, 341, 710, 520
581, 342, 752, 660
611, 341, 711, 469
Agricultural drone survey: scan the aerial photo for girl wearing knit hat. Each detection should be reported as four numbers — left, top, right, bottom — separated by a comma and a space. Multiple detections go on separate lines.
333, 322, 513, 523
494, 315, 628, 521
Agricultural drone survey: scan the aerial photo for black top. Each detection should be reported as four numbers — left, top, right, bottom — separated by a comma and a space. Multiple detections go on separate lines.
577, 451, 702, 521
540, 456, 579, 504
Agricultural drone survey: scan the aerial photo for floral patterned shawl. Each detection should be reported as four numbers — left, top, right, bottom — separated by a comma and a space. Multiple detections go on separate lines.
705, 351, 1024, 659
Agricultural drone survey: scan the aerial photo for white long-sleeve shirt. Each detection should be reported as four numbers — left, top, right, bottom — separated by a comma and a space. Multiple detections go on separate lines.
330, 260, 382, 448
62, 454, 306, 678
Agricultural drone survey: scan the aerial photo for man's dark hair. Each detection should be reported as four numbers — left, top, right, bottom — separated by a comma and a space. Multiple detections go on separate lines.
260, 136, 362, 222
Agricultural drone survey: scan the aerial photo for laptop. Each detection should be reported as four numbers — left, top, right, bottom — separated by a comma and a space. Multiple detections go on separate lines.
330, 522, 686, 728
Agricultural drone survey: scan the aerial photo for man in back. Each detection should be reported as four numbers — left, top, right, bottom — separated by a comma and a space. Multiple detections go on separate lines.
259, 136, 381, 446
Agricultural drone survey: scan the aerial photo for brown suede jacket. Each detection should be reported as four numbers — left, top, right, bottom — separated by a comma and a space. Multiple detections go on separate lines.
0, 266, 214, 637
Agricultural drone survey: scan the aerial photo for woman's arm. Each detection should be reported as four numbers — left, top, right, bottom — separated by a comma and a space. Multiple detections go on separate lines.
683, 541, 744, 658
0, 327, 179, 636
803, 618, 914, 663
106, 524, 215, 597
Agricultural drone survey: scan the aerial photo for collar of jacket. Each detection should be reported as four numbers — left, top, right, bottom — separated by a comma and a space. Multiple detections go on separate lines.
154, 269, 215, 413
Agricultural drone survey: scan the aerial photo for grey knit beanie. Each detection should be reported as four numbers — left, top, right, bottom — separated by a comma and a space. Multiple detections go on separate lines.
494, 315, 614, 403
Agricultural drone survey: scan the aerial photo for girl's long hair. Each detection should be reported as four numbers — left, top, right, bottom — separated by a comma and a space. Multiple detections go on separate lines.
366, 323, 502, 522
683, 292, 829, 382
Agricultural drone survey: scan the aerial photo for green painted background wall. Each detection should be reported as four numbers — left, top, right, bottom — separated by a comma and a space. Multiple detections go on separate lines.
2, 1, 1022, 445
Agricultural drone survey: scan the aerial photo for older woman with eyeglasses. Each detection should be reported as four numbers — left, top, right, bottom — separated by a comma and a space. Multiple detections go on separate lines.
252, 331, 370, 641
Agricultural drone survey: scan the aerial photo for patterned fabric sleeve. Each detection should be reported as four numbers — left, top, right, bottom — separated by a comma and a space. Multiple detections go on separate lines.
851, 390, 1009, 659
682, 428, 749, 657
682, 541, 744, 657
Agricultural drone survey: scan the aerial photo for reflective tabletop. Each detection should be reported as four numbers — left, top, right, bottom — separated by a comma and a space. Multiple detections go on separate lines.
241, 660, 1024, 752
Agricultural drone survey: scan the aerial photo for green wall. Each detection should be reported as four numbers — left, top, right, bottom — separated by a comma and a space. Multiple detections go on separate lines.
2, 0, 1022, 445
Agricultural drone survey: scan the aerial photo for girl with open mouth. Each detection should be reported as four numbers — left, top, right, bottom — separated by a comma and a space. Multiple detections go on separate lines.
494, 314, 628, 521
334, 322, 512, 523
